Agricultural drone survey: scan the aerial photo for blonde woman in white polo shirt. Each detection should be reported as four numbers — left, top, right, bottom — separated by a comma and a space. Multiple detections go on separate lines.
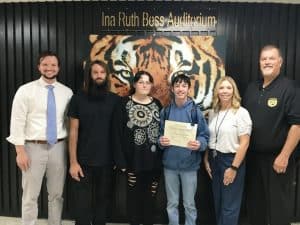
204, 76, 252, 225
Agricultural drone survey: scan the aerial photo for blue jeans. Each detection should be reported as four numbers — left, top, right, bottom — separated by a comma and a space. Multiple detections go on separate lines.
209, 151, 245, 225
164, 168, 198, 225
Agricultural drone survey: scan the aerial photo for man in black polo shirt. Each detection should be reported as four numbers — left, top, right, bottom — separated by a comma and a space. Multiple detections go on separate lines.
68, 60, 126, 225
243, 45, 300, 225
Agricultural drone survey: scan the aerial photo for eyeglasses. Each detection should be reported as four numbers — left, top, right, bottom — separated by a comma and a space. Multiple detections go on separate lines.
137, 81, 152, 86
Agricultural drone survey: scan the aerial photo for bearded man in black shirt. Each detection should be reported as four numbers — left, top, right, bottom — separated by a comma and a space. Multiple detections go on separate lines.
243, 45, 300, 225
68, 60, 126, 225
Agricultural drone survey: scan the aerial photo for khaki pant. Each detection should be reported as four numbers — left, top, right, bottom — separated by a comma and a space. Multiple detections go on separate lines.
22, 141, 67, 225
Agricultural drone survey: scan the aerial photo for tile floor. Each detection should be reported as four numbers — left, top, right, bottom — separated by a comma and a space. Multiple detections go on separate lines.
0, 217, 134, 225
0, 217, 299, 225
0, 217, 73, 225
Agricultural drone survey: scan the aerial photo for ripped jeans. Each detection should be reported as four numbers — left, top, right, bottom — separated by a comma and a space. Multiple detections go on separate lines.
127, 170, 161, 225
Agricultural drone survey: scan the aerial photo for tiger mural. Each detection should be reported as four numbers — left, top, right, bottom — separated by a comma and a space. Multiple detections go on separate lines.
89, 35, 225, 109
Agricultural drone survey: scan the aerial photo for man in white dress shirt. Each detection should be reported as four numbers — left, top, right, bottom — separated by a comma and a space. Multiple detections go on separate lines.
7, 51, 73, 225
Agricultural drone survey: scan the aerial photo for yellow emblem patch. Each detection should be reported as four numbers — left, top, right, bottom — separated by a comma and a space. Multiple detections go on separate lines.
267, 98, 278, 107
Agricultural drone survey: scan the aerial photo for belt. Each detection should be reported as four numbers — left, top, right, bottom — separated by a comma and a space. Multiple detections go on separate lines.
210, 149, 235, 158
26, 138, 65, 144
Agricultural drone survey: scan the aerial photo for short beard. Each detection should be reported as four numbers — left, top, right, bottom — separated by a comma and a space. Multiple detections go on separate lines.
42, 74, 58, 80
88, 79, 108, 99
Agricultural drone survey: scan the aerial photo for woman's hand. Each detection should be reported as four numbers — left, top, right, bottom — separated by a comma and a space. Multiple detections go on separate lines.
204, 150, 212, 179
159, 136, 170, 146
223, 167, 237, 186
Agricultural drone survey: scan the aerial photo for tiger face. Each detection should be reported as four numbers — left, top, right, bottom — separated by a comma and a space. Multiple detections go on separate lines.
89, 35, 225, 109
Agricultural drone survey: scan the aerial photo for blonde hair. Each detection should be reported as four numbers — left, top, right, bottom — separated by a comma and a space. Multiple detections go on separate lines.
212, 76, 241, 112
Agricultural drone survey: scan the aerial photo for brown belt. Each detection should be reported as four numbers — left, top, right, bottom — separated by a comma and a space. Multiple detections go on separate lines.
26, 138, 65, 144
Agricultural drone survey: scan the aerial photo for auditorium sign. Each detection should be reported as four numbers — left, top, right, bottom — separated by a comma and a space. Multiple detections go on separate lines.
88, 3, 222, 109
97, 4, 217, 34
101, 11, 217, 31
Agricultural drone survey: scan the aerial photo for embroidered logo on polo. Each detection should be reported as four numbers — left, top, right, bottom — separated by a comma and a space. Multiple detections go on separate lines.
267, 98, 278, 107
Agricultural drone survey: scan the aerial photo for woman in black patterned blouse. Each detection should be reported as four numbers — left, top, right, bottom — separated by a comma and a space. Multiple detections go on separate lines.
122, 71, 162, 225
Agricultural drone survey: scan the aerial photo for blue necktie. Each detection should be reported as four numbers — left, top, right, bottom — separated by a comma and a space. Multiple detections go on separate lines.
46, 85, 57, 145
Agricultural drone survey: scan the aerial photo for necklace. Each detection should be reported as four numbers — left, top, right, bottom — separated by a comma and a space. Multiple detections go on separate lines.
214, 108, 230, 150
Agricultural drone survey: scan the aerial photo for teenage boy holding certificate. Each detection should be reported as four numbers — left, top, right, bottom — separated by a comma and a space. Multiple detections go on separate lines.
159, 74, 209, 225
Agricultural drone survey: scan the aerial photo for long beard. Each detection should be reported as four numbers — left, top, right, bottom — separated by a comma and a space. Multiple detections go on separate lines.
88, 79, 108, 99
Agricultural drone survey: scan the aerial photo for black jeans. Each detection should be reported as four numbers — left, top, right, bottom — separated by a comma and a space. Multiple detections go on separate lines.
72, 165, 113, 225
127, 170, 161, 225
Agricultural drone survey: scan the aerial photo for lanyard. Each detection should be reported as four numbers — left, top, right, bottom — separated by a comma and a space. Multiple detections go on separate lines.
214, 109, 230, 150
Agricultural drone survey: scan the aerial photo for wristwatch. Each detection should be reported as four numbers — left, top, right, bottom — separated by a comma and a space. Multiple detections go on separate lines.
230, 165, 238, 171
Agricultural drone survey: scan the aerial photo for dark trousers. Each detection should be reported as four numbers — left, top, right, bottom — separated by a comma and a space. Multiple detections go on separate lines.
127, 170, 161, 225
209, 151, 245, 225
72, 165, 112, 225
246, 152, 295, 225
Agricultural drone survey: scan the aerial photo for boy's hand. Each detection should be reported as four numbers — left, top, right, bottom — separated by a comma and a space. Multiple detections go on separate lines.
187, 140, 200, 151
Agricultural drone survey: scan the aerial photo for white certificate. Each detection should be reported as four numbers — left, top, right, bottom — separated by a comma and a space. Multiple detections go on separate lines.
164, 120, 198, 148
